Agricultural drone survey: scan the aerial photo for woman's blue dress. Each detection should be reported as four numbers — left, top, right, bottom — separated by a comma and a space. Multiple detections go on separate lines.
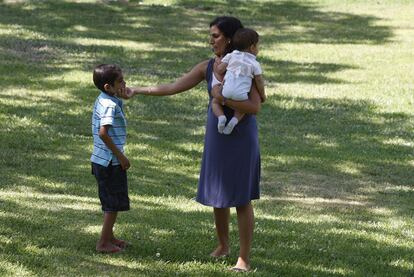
196, 59, 261, 208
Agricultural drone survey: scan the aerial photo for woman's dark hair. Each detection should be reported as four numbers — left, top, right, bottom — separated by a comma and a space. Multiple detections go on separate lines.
232, 28, 259, 51
210, 16, 244, 54
93, 64, 122, 93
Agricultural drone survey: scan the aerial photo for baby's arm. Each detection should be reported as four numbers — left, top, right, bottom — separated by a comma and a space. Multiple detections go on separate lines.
253, 75, 266, 102
216, 61, 228, 76
212, 58, 228, 83
215, 54, 231, 78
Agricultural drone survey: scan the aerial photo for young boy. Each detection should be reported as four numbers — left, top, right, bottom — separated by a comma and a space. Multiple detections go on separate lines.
212, 28, 266, 134
91, 64, 131, 253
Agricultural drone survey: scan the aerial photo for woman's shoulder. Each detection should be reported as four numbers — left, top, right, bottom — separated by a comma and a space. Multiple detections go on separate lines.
192, 59, 213, 79
196, 59, 212, 71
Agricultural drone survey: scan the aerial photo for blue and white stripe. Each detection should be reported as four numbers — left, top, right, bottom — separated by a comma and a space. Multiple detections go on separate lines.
91, 92, 127, 166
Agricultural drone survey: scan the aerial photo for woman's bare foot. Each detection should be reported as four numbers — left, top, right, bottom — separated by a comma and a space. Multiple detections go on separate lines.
96, 242, 122, 253
210, 245, 230, 257
232, 257, 250, 271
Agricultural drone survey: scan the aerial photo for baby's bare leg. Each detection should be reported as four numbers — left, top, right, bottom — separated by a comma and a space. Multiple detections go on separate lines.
223, 108, 244, 135
233, 110, 245, 122
211, 90, 227, 134
212, 97, 224, 118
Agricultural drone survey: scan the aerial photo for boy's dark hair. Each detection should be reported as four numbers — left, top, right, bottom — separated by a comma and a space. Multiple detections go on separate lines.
232, 28, 259, 51
93, 64, 122, 93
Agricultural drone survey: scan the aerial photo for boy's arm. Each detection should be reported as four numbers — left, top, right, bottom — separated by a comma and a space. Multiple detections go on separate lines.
99, 125, 130, 170
253, 75, 266, 102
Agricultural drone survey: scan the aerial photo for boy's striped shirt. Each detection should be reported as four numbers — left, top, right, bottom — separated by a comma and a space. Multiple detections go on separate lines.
91, 92, 127, 166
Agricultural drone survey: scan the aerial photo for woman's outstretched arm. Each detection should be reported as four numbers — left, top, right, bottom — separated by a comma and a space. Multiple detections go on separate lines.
211, 82, 263, 115
126, 60, 209, 97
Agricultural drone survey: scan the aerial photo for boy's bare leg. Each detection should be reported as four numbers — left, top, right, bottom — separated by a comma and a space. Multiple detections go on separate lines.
212, 97, 227, 134
210, 207, 230, 257
233, 202, 254, 271
96, 212, 122, 253
223, 110, 244, 135
108, 213, 129, 248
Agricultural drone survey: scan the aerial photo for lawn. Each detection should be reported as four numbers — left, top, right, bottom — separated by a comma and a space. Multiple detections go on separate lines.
0, 0, 413, 276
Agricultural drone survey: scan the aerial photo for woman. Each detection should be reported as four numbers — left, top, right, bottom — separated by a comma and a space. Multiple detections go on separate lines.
126, 16, 263, 272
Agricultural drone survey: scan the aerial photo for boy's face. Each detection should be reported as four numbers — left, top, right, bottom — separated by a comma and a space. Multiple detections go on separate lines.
105, 73, 126, 96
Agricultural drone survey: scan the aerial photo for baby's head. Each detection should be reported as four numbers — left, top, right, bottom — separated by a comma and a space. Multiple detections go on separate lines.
93, 64, 125, 96
232, 28, 260, 56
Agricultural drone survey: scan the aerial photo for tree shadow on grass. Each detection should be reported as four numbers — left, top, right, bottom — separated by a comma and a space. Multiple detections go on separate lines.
0, 84, 205, 199
176, 0, 393, 45
0, 1, 411, 276
259, 94, 414, 217
254, 209, 413, 276
0, 0, 393, 91
261, 56, 358, 84
2, 85, 412, 213
0, 193, 412, 276
8, 0, 392, 45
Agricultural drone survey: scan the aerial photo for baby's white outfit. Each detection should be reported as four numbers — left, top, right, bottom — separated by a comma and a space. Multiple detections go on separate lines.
221, 50, 262, 101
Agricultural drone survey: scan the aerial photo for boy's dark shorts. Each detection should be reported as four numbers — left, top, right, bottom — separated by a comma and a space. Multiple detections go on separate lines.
91, 162, 130, 212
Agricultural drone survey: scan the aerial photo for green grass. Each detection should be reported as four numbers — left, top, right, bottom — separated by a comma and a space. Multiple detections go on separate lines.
0, 0, 413, 276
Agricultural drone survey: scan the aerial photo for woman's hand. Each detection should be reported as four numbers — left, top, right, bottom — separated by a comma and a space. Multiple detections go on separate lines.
118, 87, 134, 99
222, 83, 262, 114
125, 87, 135, 98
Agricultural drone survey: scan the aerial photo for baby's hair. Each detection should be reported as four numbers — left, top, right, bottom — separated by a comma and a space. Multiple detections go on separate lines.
93, 64, 122, 92
232, 28, 259, 51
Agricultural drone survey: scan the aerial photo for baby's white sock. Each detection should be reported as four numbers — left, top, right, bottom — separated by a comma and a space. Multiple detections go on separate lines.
223, 117, 238, 135
217, 115, 227, 134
